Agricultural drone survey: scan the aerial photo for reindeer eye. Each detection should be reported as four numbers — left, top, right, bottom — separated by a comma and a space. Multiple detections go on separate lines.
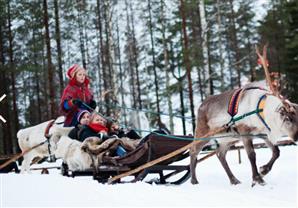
284, 116, 292, 123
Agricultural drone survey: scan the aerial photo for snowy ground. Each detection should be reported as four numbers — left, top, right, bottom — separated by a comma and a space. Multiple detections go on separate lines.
0, 145, 297, 207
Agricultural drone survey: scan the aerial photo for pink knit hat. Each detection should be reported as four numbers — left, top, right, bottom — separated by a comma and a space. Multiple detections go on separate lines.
67, 64, 83, 79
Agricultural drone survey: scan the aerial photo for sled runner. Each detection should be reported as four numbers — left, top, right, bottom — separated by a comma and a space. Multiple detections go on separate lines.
62, 133, 193, 185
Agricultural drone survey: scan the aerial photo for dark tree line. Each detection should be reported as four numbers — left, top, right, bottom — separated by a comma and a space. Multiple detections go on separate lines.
0, 0, 297, 154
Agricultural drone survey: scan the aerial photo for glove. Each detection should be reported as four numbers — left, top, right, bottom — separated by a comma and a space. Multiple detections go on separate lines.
72, 99, 82, 107
89, 100, 97, 109
100, 133, 109, 141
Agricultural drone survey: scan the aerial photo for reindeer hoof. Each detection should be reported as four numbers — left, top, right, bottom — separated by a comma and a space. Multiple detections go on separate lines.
252, 175, 266, 187
191, 178, 199, 185
230, 177, 241, 185
259, 165, 270, 176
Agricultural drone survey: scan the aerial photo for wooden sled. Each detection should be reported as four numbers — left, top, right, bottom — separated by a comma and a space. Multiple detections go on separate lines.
62, 133, 192, 185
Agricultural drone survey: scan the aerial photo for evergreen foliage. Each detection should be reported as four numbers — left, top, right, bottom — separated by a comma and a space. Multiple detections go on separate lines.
0, 0, 297, 154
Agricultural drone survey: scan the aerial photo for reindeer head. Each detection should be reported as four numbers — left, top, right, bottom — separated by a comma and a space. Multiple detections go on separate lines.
278, 103, 298, 142
256, 44, 298, 142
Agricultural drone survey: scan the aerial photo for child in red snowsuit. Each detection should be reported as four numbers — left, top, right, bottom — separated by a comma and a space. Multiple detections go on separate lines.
60, 64, 96, 127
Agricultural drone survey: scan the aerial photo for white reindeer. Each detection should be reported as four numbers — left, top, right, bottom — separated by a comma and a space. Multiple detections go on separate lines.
190, 46, 298, 186
17, 116, 72, 173
54, 136, 99, 171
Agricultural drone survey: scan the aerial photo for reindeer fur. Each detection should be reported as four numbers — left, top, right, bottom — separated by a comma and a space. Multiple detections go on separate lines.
17, 116, 72, 173
190, 81, 298, 186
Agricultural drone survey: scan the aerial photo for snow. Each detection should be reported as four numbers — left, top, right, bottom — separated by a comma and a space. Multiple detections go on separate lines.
1, 146, 297, 207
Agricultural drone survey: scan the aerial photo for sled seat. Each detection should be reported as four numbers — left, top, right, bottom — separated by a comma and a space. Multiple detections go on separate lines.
63, 133, 193, 185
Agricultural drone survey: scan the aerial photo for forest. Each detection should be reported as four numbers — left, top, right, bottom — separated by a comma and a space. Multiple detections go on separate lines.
0, 0, 297, 154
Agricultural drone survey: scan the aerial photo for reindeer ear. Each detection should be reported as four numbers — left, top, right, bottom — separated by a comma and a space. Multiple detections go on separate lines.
81, 144, 87, 152
279, 106, 287, 116
279, 106, 294, 123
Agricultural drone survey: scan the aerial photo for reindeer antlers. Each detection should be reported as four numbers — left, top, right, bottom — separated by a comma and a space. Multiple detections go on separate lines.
256, 44, 294, 112
255, 44, 276, 96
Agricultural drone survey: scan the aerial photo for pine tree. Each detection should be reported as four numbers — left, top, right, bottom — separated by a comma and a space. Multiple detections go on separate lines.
43, 0, 56, 118
54, 0, 64, 95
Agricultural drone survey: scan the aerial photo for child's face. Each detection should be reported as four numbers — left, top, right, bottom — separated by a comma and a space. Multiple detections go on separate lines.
111, 123, 119, 131
80, 112, 90, 125
75, 68, 86, 84
92, 114, 106, 126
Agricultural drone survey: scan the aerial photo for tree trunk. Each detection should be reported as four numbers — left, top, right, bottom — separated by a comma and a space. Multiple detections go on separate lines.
207, 29, 214, 95
95, 4, 102, 104
32, 29, 42, 124
223, 12, 234, 89
217, 0, 225, 90
41, 37, 50, 120
124, 0, 137, 109
97, 0, 109, 112
198, 0, 211, 96
247, 34, 256, 82
190, 1, 205, 101
170, 42, 186, 135
148, 0, 161, 126
160, 0, 174, 133
0, 18, 13, 154
54, 0, 64, 95
43, 0, 56, 118
228, 0, 241, 87
116, 18, 127, 125
77, 0, 87, 69
178, 67, 186, 136
7, 1, 18, 153
103, 1, 112, 114
180, 0, 195, 133
129, 1, 142, 109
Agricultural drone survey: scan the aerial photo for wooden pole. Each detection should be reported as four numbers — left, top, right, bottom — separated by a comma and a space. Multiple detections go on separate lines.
0, 141, 46, 170
108, 126, 226, 184
197, 140, 239, 164
196, 151, 216, 163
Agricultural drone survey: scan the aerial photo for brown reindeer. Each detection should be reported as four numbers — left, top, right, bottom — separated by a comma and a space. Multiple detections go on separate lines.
190, 45, 298, 186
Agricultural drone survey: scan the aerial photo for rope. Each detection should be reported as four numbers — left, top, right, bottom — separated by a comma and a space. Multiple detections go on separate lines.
97, 101, 194, 120
119, 123, 268, 141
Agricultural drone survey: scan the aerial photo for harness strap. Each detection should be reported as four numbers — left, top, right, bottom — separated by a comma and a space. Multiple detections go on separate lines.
228, 88, 243, 117
226, 94, 271, 132
228, 87, 267, 117
44, 120, 55, 139
44, 120, 56, 161
256, 94, 271, 131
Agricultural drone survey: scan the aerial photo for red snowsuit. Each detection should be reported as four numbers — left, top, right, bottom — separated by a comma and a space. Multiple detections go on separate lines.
60, 78, 93, 127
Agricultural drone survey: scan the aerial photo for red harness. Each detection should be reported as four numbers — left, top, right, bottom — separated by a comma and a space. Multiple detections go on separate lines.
44, 120, 55, 139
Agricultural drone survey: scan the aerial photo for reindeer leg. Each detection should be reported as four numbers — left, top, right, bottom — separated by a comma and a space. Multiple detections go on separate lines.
190, 140, 209, 185
21, 152, 35, 173
242, 138, 266, 187
216, 142, 241, 185
259, 138, 280, 176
